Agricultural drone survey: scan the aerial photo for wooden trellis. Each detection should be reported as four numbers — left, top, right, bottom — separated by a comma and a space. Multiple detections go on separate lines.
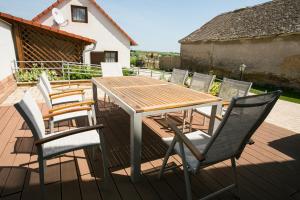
14, 23, 87, 69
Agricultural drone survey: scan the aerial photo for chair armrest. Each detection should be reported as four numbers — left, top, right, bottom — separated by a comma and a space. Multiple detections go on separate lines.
222, 101, 230, 106
49, 89, 84, 97
168, 121, 205, 161
51, 83, 80, 89
35, 124, 104, 146
50, 91, 85, 99
49, 101, 95, 113
43, 107, 91, 119
248, 139, 255, 145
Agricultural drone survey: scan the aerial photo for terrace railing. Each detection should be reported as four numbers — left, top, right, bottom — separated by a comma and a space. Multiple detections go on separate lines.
13, 60, 102, 84
12, 60, 172, 83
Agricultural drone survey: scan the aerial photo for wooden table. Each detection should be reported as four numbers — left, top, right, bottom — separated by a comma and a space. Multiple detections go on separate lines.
92, 76, 221, 182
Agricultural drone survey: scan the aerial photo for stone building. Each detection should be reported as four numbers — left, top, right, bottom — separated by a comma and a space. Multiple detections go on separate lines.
180, 0, 300, 89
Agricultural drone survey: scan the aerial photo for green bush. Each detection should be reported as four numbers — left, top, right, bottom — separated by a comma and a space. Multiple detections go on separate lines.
64, 65, 101, 80
17, 64, 58, 82
130, 56, 137, 66
210, 81, 221, 96
123, 68, 136, 76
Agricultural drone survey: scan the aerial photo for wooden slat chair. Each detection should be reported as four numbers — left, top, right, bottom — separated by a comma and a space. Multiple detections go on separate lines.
159, 91, 281, 200
190, 78, 252, 130
38, 81, 97, 133
40, 71, 82, 95
14, 91, 109, 199
189, 72, 216, 93
169, 68, 188, 85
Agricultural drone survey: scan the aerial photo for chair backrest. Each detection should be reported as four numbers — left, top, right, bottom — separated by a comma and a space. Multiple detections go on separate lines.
199, 91, 281, 168
218, 78, 252, 101
190, 72, 215, 93
37, 80, 52, 108
14, 91, 46, 140
40, 71, 52, 94
170, 68, 188, 85
101, 63, 123, 77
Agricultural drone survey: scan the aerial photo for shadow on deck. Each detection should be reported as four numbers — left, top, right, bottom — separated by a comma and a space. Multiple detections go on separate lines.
0, 101, 299, 200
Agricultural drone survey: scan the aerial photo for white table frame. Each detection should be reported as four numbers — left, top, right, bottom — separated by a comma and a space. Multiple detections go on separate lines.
92, 78, 222, 182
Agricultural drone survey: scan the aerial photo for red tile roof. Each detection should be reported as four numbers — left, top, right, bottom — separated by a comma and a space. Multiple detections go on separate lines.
0, 12, 96, 44
32, 0, 137, 46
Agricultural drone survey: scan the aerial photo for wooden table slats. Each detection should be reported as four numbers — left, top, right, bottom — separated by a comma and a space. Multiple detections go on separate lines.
93, 76, 221, 113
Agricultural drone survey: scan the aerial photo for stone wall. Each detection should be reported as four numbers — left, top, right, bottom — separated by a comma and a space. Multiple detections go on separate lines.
159, 56, 181, 71
180, 35, 300, 89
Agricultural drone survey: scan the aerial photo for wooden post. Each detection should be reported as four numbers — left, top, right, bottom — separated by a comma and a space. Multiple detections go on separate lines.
12, 24, 25, 68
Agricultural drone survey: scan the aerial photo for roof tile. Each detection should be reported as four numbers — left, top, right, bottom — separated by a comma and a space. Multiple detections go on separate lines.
0, 12, 96, 44
180, 0, 300, 43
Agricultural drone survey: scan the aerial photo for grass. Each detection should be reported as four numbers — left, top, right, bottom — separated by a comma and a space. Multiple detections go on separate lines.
250, 85, 300, 104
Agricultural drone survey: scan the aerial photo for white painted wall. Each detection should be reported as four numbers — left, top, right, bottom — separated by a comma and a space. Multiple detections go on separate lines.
39, 0, 131, 68
0, 20, 16, 81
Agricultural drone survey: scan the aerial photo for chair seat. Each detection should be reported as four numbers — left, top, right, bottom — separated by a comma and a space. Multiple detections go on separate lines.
196, 106, 226, 117
52, 94, 83, 106
53, 110, 89, 123
43, 129, 100, 158
162, 130, 211, 171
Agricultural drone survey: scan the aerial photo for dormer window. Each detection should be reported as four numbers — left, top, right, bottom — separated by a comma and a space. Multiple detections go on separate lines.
71, 5, 88, 23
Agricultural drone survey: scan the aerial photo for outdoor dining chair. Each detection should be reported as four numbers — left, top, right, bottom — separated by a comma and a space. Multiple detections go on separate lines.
101, 63, 123, 106
40, 71, 82, 94
14, 91, 109, 199
189, 72, 216, 93
190, 78, 252, 130
101, 62, 123, 77
38, 80, 97, 133
177, 72, 216, 131
163, 68, 189, 120
169, 68, 189, 85
159, 91, 281, 200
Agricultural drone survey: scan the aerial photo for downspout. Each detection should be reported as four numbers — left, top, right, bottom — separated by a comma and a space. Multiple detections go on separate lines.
82, 42, 97, 64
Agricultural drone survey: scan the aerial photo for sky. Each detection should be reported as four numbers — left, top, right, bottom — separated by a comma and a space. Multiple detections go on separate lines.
0, 0, 270, 52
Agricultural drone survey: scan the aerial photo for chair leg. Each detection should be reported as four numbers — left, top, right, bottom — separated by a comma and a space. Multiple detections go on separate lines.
49, 120, 54, 133
189, 109, 194, 132
99, 131, 109, 179
182, 111, 187, 132
104, 93, 107, 107
38, 158, 46, 200
88, 113, 93, 126
231, 157, 240, 198
158, 136, 177, 179
178, 141, 193, 200
91, 105, 97, 125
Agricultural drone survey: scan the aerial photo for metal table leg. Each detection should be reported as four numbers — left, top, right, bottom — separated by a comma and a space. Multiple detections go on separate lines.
130, 113, 142, 182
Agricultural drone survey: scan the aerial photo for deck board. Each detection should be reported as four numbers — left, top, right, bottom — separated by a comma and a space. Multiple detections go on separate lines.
0, 102, 298, 200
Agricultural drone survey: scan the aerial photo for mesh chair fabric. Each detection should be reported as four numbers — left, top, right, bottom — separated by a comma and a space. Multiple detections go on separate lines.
190, 73, 215, 93
170, 68, 188, 85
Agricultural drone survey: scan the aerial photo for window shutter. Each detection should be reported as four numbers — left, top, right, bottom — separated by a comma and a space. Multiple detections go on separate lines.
90, 52, 105, 65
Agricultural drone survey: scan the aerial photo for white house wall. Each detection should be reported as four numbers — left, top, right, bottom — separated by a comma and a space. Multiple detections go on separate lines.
0, 20, 16, 81
39, 0, 131, 68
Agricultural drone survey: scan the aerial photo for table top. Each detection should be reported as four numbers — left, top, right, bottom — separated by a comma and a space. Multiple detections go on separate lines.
93, 76, 221, 113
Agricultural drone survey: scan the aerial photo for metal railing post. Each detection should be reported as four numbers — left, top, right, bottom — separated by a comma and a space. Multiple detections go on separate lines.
67, 62, 71, 85
62, 61, 65, 80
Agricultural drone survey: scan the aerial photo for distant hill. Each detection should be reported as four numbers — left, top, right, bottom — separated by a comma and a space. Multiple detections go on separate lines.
131, 50, 180, 57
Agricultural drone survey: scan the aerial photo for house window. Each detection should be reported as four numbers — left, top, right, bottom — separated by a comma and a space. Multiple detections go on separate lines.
105, 51, 118, 62
71, 5, 88, 23
90, 52, 105, 65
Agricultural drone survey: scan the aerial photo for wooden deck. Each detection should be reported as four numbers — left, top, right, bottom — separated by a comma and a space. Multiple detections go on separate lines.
0, 101, 300, 200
